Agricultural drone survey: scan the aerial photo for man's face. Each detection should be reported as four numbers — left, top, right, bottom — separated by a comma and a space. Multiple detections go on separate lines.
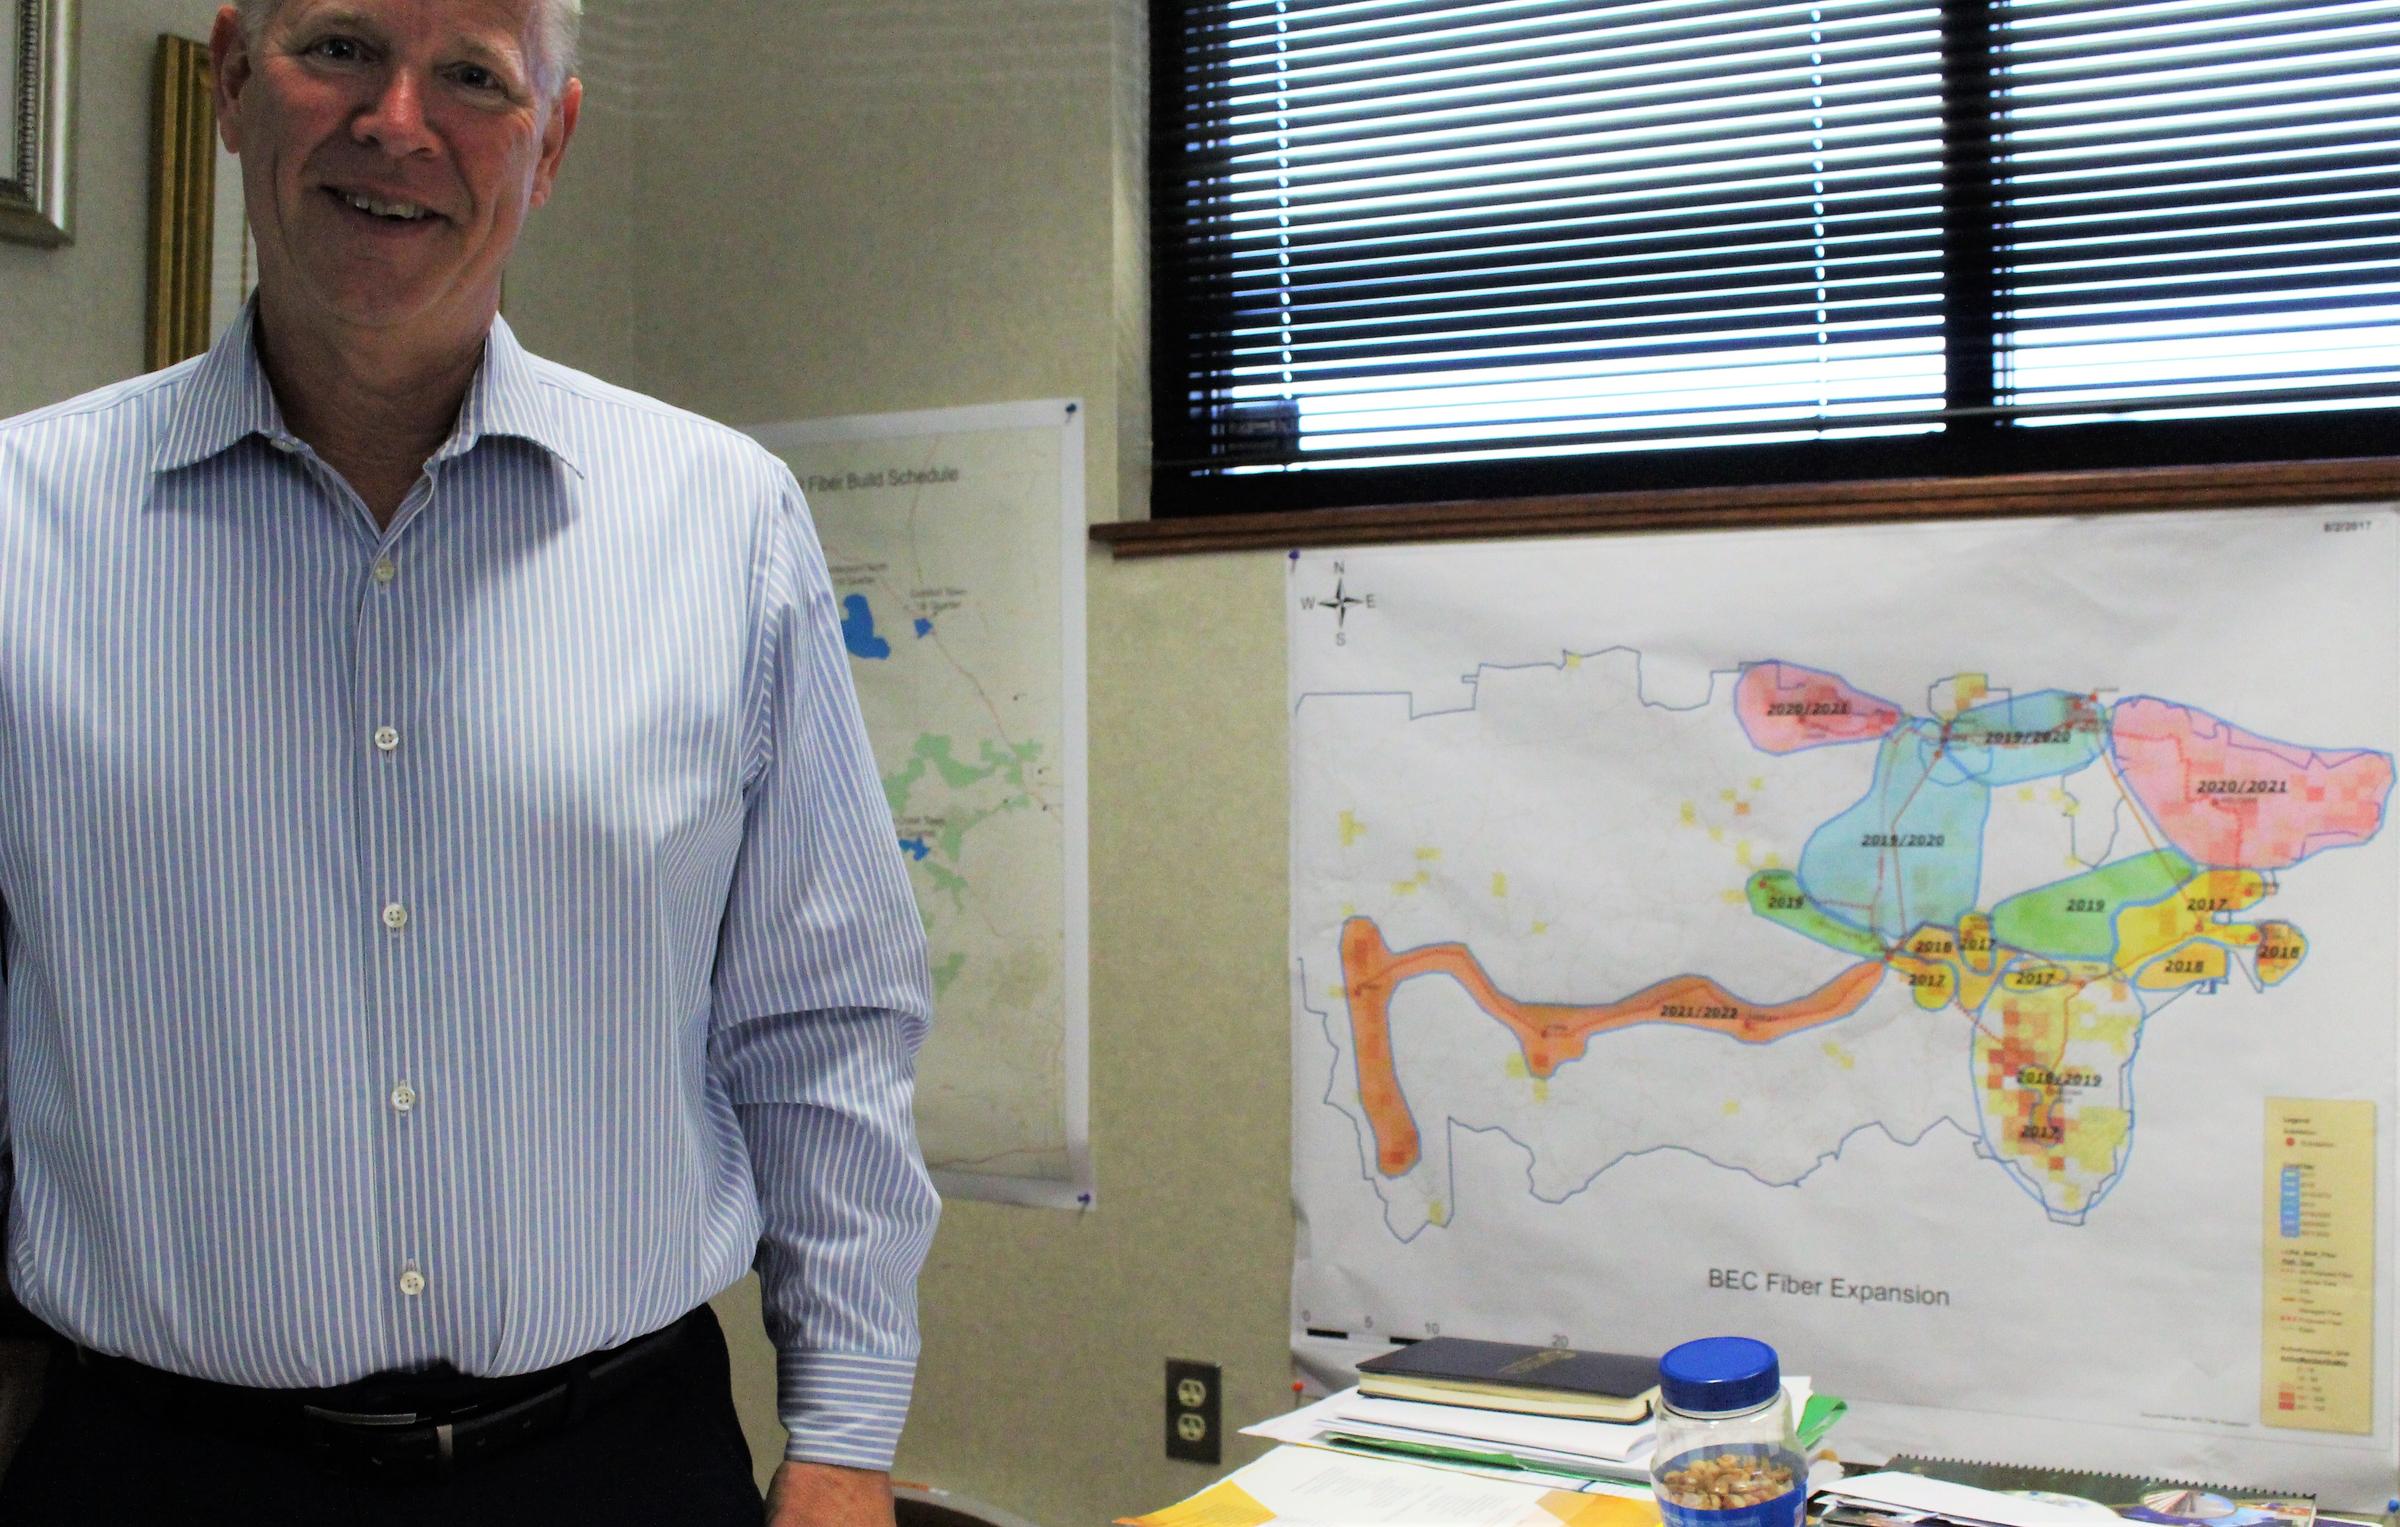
211, 0, 579, 345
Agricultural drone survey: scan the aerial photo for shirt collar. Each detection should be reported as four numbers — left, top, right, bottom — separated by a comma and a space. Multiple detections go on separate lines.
436, 311, 583, 475
152, 299, 584, 478
151, 296, 289, 473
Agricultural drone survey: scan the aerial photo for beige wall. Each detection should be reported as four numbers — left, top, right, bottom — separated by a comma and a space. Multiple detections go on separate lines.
3, 1, 1292, 1522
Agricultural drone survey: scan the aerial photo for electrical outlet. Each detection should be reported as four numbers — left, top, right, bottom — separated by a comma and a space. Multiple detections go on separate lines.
1164, 1358, 1222, 1464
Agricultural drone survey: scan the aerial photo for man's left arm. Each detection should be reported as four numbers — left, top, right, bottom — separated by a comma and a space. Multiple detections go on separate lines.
709, 476, 940, 1520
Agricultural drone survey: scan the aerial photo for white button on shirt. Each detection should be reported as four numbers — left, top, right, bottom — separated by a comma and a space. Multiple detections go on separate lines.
390, 1082, 418, 1114
373, 725, 400, 753
380, 902, 409, 931
372, 557, 398, 584
398, 1269, 427, 1298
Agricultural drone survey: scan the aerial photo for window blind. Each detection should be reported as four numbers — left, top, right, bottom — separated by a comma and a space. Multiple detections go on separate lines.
1151, 0, 2400, 510
1998, 0, 2400, 422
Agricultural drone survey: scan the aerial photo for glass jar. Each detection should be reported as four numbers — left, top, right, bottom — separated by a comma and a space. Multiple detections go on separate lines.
1648, 1336, 1806, 1527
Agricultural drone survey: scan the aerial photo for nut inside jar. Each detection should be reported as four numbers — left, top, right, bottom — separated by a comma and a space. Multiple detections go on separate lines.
1658, 1452, 1797, 1509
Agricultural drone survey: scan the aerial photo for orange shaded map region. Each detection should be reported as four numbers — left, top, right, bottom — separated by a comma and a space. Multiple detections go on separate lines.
1340, 916, 1886, 1176
1734, 661, 1905, 753
2112, 698, 2392, 870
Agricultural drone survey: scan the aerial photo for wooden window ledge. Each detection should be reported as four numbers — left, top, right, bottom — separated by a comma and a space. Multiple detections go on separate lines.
1091, 460, 2400, 558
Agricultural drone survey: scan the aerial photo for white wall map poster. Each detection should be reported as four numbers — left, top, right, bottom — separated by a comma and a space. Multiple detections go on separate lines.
752, 401, 1090, 1208
1288, 506, 2398, 1500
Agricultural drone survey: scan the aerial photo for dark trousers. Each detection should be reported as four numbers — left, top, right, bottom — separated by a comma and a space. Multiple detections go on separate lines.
0, 1308, 764, 1526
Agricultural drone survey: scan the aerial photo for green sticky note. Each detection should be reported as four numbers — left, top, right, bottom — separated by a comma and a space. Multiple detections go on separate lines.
1798, 1393, 1849, 1449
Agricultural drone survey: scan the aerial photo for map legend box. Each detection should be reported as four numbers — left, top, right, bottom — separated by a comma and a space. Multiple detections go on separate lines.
2260, 1097, 2375, 1434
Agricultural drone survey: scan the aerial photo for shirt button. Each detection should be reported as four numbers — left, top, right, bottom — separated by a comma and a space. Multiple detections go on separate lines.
381, 902, 409, 931
398, 1269, 426, 1298
390, 1082, 418, 1114
271, 436, 300, 454
372, 557, 398, 585
373, 725, 401, 753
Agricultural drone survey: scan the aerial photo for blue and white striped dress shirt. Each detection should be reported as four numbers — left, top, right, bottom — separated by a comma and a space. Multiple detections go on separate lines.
0, 307, 940, 1470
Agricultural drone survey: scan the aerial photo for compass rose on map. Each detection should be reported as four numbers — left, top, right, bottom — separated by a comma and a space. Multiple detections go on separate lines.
1299, 562, 1377, 646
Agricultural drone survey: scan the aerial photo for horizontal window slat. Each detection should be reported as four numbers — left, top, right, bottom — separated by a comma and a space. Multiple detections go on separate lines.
1233, 271, 1944, 343
1209, 83, 1942, 176
1215, 339, 1943, 400
1181, 190, 1944, 256
1164, 169, 1944, 245
1241, 247, 1946, 313
1200, 52, 1938, 145
2001, 54, 2400, 116
1208, 158, 1944, 238
1996, 150, 2390, 198
2003, 13, 2398, 69
2010, 241, 2400, 289
1217, 126, 1948, 206
1224, 312, 1946, 377
2002, 166, 2400, 217
1184, 0, 1931, 74
2004, 110, 2400, 167
2000, 0, 2386, 37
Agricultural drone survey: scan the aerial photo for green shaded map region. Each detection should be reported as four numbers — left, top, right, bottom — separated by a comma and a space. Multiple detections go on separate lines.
1990, 848, 2197, 961
1746, 869, 1886, 959
885, 732, 1046, 914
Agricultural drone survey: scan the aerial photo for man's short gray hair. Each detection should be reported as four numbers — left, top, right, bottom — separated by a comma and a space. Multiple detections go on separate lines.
231, 0, 583, 93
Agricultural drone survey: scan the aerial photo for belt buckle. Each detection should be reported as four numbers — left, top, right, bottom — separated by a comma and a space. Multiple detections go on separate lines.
299, 1403, 426, 1428
298, 1404, 455, 1481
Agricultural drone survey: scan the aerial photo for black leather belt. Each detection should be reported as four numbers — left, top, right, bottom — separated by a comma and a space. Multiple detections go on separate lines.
70, 1305, 706, 1482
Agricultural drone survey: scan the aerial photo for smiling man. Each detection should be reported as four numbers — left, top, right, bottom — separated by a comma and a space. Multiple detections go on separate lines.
0, 3, 938, 1524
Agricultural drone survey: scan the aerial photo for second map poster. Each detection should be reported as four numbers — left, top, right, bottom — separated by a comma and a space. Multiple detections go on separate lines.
752, 402, 1090, 1208
1289, 505, 2398, 1498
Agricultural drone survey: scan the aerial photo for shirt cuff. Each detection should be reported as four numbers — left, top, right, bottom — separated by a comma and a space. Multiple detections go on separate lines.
777, 1349, 919, 1469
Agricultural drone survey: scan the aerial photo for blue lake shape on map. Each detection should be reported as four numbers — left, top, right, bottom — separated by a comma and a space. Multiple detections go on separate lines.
915, 618, 935, 638
841, 595, 891, 659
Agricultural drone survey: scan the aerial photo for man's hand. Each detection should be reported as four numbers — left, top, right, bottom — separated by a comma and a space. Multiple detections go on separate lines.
764, 1459, 896, 1526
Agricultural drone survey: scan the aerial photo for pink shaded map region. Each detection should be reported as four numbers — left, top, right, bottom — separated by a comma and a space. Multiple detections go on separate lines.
2111, 698, 2393, 870
1735, 661, 1905, 753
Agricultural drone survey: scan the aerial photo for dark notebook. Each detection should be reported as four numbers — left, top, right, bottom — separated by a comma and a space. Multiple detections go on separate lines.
1355, 1337, 1660, 1421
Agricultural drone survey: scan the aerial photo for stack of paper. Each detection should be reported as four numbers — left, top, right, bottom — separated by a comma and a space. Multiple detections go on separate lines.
1124, 1382, 1853, 1527
1245, 1388, 1663, 1492
1816, 1472, 2138, 1527
1117, 1445, 1671, 1527
1244, 1378, 1836, 1494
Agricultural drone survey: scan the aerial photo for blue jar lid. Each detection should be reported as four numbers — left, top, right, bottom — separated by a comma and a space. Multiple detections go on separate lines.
1659, 1336, 1781, 1414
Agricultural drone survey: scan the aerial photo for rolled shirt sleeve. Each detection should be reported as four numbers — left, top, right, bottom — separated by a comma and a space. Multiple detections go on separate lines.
707, 470, 939, 1470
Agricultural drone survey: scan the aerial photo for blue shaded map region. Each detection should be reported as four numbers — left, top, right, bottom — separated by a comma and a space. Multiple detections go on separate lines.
1798, 722, 1990, 938
1933, 690, 2102, 787
841, 594, 891, 660
898, 837, 931, 860
914, 618, 934, 638
1786, 690, 2103, 941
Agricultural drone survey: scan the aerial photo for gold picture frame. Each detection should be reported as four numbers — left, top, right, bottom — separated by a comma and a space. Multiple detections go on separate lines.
1, 0, 74, 245
146, 33, 253, 370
